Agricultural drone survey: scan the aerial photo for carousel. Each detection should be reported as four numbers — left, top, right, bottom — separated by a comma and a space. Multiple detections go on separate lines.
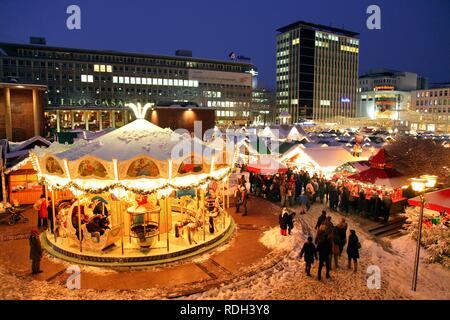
30, 103, 235, 266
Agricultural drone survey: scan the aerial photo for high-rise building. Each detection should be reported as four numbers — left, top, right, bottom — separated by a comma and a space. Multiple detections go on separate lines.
0, 42, 254, 133
276, 21, 359, 124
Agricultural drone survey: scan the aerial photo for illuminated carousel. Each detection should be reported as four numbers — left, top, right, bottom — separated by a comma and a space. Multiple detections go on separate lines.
30, 104, 235, 266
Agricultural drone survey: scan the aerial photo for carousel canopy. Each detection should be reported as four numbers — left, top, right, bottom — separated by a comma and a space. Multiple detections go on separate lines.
31, 117, 233, 196
408, 188, 450, 213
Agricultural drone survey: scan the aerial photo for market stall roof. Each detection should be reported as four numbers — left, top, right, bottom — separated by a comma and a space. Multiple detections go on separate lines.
247, 156, 288, 175
346, 149, 408, 189
408, 188, 450, 213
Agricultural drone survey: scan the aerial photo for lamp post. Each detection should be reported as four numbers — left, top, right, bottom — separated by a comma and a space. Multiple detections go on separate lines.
410, 174, 437, 291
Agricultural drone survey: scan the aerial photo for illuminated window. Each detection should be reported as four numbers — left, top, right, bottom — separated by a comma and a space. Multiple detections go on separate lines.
168, 79, 173, 86
292, 38, 300, 45
81, 74, 87, 82
163, 79, 168, 86
100, 65, 106, 72
113, 76, 118, 83
141, 78, 146, 85
87, 75, 93, 83
124, 77, 130, 84
118, 77, 124, 84
94, 64, 100, 72
130, 77, 136, 84
184, 80, 188, 86
106, 65, 112, 72
158, 78, 163, 85
174, 79, 179, 86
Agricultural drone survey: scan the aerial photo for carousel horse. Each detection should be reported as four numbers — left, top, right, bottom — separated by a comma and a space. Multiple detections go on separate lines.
175, 206, 204, 245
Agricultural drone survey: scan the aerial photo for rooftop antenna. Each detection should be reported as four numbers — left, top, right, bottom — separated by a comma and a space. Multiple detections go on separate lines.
126, 102, 154, 119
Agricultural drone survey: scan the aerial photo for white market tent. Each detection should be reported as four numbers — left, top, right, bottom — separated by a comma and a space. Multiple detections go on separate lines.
280, 145, 360, 177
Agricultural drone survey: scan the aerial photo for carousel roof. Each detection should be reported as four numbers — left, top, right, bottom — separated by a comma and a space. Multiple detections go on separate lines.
53, 119, 203, 162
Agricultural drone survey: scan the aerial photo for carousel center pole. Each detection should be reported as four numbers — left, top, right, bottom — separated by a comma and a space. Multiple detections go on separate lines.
165, 192, 169, 252
222, 180, 225, 230
51, 189, 57, 242
77, 197, 82, 253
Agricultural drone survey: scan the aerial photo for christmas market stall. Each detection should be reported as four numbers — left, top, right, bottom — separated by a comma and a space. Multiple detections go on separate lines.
30, 103, 235, 266
345, 149, 409, 214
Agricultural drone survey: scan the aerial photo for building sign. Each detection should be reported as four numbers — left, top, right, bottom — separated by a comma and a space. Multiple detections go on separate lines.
341, 97, 351, 103
228, 52, 251, 61
56, 98, 127, 108
188, 69, 252, 87
374, 85, 395, 91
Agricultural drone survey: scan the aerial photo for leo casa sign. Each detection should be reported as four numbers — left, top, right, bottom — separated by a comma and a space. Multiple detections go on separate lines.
58, 98, 128, 107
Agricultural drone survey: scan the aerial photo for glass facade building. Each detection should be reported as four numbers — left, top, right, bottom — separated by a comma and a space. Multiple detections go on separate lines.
276, 21, 359, 124
0, 42, 254, 135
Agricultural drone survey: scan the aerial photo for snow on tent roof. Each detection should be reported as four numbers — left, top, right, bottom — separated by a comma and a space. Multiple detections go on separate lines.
54, 119, 211, 162
302, 147, 358, 168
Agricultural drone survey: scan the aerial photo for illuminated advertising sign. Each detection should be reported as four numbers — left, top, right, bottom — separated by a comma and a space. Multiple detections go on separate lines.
341, 97, 351, 103
374, 85, 395, 91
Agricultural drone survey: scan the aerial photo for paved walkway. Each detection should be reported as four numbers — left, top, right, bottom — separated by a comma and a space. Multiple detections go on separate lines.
0, 196, 282, 296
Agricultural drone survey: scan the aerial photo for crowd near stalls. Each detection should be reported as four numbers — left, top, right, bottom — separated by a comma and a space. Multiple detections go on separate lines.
28, 105, 235, 264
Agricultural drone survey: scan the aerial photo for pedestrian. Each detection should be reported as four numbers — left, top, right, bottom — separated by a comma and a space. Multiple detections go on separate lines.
47, 198, 53, 234
280, 179, 287, 207
318, 178, 326, 204
337, 218, 348, 256
39, 195, 48, 230
315, 210, 327, 230
236, 185, 248, 216
331, 226, 341, 269
286, 210, 296, 235
33, 194, 45, 228
347, 229, 361, 273
299, 236, 318, 276
29, 228, 43, 274
279, 207, 289, 236
317, 224, 332, 281
382, 192, 392, 223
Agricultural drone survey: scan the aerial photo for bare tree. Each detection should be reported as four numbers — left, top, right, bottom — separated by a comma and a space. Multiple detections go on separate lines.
384, 136, 450, 186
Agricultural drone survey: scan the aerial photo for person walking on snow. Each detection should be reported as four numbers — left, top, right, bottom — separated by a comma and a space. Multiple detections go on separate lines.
300, 236, 318, 277
279, 207, 289, 236
315, 210, 327, 230
29, 228, 43, 274
347, 229, 361, 273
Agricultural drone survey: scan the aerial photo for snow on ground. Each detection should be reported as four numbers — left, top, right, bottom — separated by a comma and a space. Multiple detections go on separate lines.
190, 204, 450, 300
1, 201, 449, 300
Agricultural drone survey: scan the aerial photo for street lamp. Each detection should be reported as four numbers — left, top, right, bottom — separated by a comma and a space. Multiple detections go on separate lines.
410, 175, 437, 291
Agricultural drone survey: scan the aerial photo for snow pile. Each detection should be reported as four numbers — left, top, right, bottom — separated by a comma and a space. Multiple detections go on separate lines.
259, 225, 302, 252
404, 207, 450, 268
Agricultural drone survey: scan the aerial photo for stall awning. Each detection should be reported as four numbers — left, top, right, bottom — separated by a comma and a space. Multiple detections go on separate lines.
408, 188, 450, 213
346, 167, 407, 189
247, 156, 288, 175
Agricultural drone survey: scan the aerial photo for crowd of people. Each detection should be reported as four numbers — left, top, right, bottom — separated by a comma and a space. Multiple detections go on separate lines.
248, 168, 395, 223
280, 207, 361, 281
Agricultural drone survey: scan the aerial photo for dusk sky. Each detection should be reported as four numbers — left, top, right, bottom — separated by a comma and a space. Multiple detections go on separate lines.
0, 0, 449, 89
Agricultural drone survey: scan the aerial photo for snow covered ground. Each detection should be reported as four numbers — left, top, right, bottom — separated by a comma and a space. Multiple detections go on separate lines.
1, 203, 449, 300
191, 205, 450, 300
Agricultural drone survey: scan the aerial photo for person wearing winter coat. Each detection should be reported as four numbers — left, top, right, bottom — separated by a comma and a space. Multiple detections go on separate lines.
317, 228, 332, 280
337, 218, 348, 256
236, 185, 248, 216
279, 207, 289, 236
331, 226, 341, 269
33, 194, 45, 228
329, 184, 339, 211
315, 210, 327, 230
382, 192, 392, 223
300, 236, 318, 276
286, 210, 295, 235
29, 229, 43, 274
347, 229, 361, 273
39, 197, 49, 230
318, 178, 326, 204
